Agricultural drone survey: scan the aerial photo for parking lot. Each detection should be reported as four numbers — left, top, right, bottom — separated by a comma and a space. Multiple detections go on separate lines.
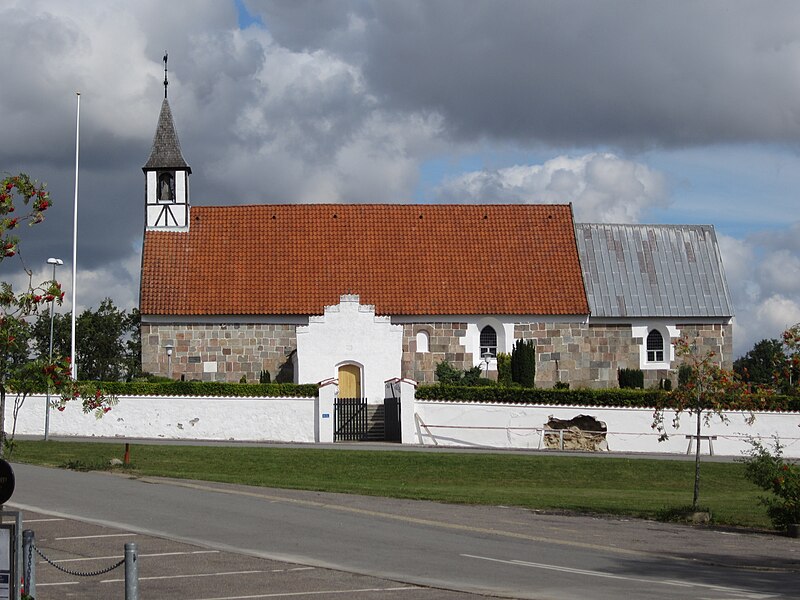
14, 509, 485, 600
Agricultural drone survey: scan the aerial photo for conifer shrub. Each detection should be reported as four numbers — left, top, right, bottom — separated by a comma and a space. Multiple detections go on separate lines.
511, 339, 536, 387
618, 368, 644, 389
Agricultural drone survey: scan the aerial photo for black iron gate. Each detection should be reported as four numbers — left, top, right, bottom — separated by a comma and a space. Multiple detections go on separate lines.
384, 397, 401, 442
334, 397, 369, 441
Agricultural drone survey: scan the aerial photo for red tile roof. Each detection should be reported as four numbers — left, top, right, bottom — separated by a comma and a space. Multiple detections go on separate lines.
140, 204, 589, 316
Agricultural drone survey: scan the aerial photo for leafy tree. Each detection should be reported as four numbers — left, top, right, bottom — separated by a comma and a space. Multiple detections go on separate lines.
653, 335, 754, 510
0, 173, 115, 457
511, 339, 535, 387
31, 302, 141, 382
778, 323, 800, 395
733, 338, 786, 387
741, 437, 800, 531
123, 308, 142, 381
76, 298, 127, 381
30, 311, 71, 360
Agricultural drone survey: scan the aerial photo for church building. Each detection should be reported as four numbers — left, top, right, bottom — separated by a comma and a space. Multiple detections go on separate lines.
139, 95, 733, 400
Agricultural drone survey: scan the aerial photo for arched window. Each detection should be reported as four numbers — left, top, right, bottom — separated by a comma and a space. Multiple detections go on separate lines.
416, 330, 429, 353
158, 172, 174, 201
480, 326, 497, 357
646, 329, 664, 362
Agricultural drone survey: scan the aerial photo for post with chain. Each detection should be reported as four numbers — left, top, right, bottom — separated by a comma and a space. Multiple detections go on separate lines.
124, 542, 138, 599
22, 529, 35, 599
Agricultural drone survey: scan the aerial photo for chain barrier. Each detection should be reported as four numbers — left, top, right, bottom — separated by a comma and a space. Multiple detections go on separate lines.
30, 542, 125, 577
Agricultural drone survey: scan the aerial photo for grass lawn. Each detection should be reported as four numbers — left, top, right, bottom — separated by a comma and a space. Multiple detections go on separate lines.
9, 440, 772, 529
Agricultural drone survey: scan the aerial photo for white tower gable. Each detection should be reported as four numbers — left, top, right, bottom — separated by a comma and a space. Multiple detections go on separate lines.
296, 294, 403, 403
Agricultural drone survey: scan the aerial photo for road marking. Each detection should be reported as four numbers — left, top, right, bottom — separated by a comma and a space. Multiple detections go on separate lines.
46, 550, 219, 563
462, 554, 778, 599
23, 518, 65, 523
55, 533, 137, 540
186, 587, 420, 600
101, 569, 284, 583
36, 581, 80, 587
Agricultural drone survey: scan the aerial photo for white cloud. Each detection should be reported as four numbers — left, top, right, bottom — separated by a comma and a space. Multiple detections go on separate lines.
435, 153, 669, 222
718, 233, 800, 356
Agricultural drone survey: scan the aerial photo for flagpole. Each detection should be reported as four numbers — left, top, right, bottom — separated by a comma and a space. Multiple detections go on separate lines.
70, 92, 80, 380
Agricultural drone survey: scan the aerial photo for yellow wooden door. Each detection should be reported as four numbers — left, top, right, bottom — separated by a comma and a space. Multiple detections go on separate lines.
338, 364, 361, 398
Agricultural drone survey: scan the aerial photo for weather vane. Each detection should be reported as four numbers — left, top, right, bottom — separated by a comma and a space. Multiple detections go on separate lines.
163, 52, 169, 99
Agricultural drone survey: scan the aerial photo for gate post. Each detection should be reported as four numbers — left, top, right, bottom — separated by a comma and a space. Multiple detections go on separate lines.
22, 529, 34, 599
393, 378, 417, 445
317, 379, 337, 443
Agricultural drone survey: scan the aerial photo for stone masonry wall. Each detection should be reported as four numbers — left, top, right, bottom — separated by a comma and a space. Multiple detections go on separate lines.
515, 322, 733, 388
401, 323, 469, 383
515, 323, 639, 388
143, 319, 731, 387
676, 323, 734, 370
142, 323, 297, 383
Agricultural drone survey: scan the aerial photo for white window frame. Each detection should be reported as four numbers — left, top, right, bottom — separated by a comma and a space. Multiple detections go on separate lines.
632, 324, 678, 370
415, 330, 430, 353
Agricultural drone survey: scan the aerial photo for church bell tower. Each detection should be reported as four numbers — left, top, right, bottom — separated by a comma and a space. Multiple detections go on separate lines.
143, 53, 191, 230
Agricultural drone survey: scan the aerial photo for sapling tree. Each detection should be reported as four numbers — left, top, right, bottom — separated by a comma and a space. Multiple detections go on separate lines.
652, 335, 754, 510
778, 323, 800, 395
0, 173, 115, 457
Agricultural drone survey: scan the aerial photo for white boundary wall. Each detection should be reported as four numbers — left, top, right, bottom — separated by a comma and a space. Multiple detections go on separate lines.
7, 391, 800, 457
409, 400, 800, 457
7, 394, 318, 443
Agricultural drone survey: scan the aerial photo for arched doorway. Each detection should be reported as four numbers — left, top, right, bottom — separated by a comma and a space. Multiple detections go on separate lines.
338, 364, 362, 398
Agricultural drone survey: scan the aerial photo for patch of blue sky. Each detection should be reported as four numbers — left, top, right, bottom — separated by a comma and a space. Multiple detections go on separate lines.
235, 0, 265, 29
645, 144, 800, 237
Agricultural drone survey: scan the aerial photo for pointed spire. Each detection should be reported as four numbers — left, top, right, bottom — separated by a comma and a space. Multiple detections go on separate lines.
143, 98, 191, 173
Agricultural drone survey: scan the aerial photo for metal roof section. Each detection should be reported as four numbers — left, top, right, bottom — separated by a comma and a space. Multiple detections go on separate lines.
575, 223, 733, 318
143, 98, 192, 172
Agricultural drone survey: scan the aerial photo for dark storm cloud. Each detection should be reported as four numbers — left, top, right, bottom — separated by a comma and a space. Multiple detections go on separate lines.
253, 0, 800, 148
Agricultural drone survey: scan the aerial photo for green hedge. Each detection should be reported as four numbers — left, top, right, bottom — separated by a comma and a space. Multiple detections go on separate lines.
415, 384, 800, 412
13, 381, 319, 398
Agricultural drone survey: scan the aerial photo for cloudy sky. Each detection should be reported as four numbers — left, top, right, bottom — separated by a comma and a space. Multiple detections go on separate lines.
2, 0, 799, 358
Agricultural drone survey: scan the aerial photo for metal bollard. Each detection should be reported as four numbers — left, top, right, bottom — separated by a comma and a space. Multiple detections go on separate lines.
124, 542, 138, 600
22, 529, 35, 599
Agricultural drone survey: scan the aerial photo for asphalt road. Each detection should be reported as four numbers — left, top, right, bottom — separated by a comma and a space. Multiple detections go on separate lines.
7, 463, 800, 599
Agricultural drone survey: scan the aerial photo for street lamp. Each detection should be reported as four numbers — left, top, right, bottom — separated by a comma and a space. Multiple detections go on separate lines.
482, 352, 494, 378
165, 344, 174, 379
44, 257, 64, 441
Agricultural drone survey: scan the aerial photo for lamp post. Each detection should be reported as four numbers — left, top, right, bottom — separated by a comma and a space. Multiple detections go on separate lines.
165, 344, 173, 379
44, 257, 64, 441
482, 352, 494, 378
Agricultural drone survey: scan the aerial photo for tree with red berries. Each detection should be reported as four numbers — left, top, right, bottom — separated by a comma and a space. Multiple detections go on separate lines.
652, 334, 757, 510
777, 323, 800, 395
0, 173, 115, 457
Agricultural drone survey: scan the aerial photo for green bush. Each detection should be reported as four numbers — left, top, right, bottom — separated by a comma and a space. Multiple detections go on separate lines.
259, 369, 271, 384
435, 360, 489, 386
741, 438, 800, 532
678, 364, 693, 387
497, 353, 512, 386
414, 384, 800, 412
435, 360, 464, 385
618, 368, 644, 389
93, 380, 318, 398
554, 381, 570, 390
511, 339, 536, 387
416, 384, 666, 407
